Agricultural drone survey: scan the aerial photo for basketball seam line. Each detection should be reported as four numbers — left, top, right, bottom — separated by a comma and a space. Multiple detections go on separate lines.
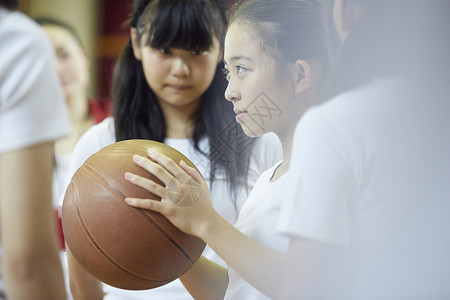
73, 164, 168, 283
134, 209, 196, 265
83, 163, 196, 264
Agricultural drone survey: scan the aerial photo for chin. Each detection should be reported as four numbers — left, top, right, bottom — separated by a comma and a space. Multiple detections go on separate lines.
240, 123, 263, 138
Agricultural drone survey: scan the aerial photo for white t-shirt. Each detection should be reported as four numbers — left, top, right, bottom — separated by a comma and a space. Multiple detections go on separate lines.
0, 7, 70, 297
224, 162, 288, 300
63, 117, 282, 300
278, 78, 450, 299
0, 8, 70, 153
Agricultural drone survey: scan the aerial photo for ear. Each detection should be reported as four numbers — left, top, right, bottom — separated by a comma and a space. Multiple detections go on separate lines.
217, 50, 224, 64
336, 0, 364, 41
130, 28, 142, 61
293, 60, 312, 94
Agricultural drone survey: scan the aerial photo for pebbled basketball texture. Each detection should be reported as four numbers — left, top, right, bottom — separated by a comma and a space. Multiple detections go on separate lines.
62, 139, 206, 290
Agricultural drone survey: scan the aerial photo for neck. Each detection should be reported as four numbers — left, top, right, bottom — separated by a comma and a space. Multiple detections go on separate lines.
55, 94, 92, 155
271, 90, 318, 182
270, 123, 296, 183
67, 94, 89, 124
160, 99, 200, 139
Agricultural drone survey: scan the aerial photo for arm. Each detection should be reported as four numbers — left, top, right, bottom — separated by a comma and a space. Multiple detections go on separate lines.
179, 256, 229, 300
124, 151, 286, 298
67, 248, 105, 300
0, 142, 67, 300
195, 211, 286, 298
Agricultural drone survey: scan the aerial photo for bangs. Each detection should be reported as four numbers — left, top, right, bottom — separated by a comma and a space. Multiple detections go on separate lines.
144, 0, 215, 51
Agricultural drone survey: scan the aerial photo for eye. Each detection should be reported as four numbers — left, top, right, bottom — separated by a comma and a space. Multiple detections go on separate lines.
158, 48, 171, 55
191, 49, 208, 56
221, 68, 230, 81
236, 65, 247, 75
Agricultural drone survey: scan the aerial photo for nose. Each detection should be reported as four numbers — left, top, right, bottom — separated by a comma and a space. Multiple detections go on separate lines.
171, 57, 190, 78
225, 79, 240, 102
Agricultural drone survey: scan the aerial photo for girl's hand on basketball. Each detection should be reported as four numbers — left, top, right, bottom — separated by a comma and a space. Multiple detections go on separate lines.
124, 149, 216, 237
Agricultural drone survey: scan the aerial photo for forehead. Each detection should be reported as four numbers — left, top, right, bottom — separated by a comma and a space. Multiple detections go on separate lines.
42, 25, 77, 47
224, 22, 261, 63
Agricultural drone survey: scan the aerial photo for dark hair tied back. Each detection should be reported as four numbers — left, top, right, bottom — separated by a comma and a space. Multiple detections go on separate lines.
229, 0, 330, 80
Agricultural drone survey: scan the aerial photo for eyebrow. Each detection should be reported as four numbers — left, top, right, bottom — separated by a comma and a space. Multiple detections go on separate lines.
223, 55, 254, 66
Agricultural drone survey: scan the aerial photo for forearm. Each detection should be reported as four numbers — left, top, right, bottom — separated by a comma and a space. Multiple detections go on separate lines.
180, 256, 229, 300
198, 212, 286, 299
67, 248, 105, 300
2, 252, 67, 300
0, 142, 67, 299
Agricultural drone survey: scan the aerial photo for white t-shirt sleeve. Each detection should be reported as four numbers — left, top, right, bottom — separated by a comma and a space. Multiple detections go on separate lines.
59, 117, 116, 206
277, 107, 358, 247
0, 9, 70, 153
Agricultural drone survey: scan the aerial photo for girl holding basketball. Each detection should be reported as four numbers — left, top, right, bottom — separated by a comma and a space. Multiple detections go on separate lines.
124, 0, 330, 299
64, 0, 281, 299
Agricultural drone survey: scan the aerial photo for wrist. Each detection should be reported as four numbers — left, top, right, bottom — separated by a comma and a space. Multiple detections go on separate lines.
196, 210, 224, 242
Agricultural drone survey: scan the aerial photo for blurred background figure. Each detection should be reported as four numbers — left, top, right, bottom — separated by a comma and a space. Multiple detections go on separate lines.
0, 0, 70, 299
34, 16, 112, 300
278, 0, 450, 299
34, 16, 111, 208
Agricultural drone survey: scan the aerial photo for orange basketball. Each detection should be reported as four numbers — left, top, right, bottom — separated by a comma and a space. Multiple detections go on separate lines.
62, 139, 206, 290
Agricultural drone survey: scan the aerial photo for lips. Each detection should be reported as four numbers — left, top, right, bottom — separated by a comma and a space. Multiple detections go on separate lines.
168, 84, 192, 91
234, 108, 247, 115
234, 108, 248, 122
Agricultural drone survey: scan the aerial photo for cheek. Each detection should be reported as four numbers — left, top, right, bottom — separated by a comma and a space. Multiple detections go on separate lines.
56, 58, 72, 74
193, 59, 218, 89
242, 77, 270, 102
142, 69, 159, 90
141, 56, 167, 86
63, 55, 87, 78
74, 59, 89, 83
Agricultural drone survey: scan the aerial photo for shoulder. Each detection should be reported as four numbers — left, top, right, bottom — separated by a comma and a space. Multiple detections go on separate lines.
297, 77, 411, 142
0, 8, 60, 108
0, 9, 70, 152
69, 117, 116, 177
317, 77, 408, 118
76, 117, 116, 150
0, 9, 52, 58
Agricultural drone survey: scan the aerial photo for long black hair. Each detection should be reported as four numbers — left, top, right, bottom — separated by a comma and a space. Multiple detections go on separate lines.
113, 0, 255, 198
322, 0, 450, 101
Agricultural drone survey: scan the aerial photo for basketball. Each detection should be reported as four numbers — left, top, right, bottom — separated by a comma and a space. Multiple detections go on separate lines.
62, 139, 206, 290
